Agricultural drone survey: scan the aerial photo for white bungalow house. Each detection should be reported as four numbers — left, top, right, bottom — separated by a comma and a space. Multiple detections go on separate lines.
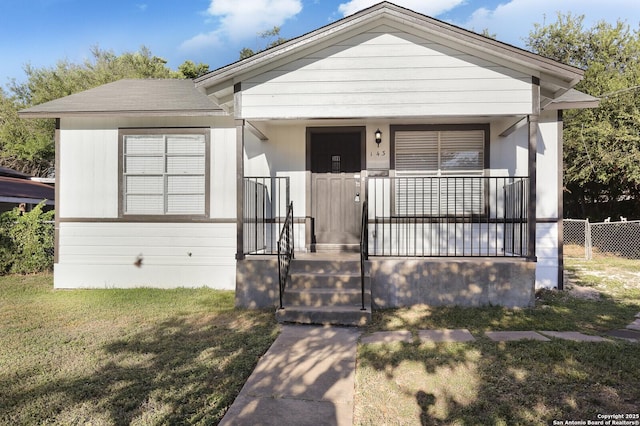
20, 2, 597, 323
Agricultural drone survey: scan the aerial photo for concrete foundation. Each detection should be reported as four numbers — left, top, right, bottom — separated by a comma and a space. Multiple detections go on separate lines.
368, 258, 536, 308
236, 257, 280, 308
237, 256, 536, 309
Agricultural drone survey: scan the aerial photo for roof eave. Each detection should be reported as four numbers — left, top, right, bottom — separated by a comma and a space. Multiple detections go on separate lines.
545, 100, 601, 111
19, 109, 228, 119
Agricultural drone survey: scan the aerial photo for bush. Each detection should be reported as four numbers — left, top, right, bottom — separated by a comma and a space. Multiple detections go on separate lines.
0, 202, 54, 274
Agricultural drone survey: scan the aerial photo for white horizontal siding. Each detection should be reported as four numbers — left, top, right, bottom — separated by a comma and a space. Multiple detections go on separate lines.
251, 66, 529, 83
245, 79, 528, 95
56, 222, 236, 289
54, 264, 234, 290
241, 28, 532, 119
243, 91, 527, 107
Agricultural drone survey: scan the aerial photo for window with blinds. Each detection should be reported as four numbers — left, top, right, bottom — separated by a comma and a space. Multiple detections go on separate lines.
123, 132, 207, 216
394, 129, 485, 216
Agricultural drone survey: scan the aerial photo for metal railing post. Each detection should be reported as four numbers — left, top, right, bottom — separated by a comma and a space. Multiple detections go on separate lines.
277, 202, 294, 310
360, 200, 368, 311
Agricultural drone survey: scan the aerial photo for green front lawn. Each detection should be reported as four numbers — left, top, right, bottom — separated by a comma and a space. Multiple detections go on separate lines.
355, 257, 640, 425
0, 275, 278, 425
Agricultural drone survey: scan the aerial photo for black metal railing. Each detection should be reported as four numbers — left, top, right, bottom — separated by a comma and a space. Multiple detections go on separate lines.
277, 202, 294, 310
504, 178, 528, 257
359, 200, 368, 311
243, 177, 290, 255
367, 176, 529, 257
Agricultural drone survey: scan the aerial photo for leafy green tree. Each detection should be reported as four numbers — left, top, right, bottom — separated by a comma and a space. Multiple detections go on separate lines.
1, 47, 209, 177
11, 46, 179, 107
527, 14, 640, 219
177, 60, 210, 79
239, 47, 256, 60
0, 88, 54, 176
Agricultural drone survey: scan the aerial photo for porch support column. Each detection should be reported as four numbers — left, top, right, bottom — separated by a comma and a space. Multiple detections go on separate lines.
527, 77, 540, 261
235, 83, 245, 260
557, 110, 564, 289
236, 119, 245, 260
54, 118, 60, 265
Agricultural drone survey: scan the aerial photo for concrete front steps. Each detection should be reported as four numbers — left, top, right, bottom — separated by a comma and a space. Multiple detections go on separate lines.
276, 255, 372, 326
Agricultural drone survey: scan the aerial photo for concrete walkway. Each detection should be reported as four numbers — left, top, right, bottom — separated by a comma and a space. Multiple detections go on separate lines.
361, 329, 621, 344
606, 312, 640, 341
220, 321, 639, 425
220, 325, 360, 426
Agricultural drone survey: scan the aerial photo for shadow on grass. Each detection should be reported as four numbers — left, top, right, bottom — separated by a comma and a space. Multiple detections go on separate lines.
368, 287, 640, 335
0, 312, 278, 425
357, 291, 640, 424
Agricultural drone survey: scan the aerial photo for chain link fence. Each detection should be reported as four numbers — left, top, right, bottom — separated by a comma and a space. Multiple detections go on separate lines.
563, 218, 640, 259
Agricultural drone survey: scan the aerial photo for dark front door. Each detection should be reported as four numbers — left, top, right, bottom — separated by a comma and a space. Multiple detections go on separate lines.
308, 129, 364, 245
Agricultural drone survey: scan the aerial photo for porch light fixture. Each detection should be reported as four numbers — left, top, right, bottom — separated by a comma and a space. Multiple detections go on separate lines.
375, 129, 382, 145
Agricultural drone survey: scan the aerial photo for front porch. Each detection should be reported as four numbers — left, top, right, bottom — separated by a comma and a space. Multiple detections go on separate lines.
236, 174, 536, 321
240, 174, 531, 258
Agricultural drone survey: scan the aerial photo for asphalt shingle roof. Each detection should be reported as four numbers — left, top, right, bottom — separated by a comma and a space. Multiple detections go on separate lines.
19, 79, 223, 118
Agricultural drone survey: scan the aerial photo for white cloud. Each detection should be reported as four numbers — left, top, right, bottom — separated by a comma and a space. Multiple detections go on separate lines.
338, 0, 465, 17
181, 0, 302, 51
180, 31, 224, 52
459, 0, 640, 48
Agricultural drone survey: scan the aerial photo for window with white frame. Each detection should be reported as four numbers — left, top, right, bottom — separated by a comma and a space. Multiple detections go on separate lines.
394, 129, 486, 216
121, 130, 208, 216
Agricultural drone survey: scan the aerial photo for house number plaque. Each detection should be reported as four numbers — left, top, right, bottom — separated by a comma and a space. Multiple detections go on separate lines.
370, 150, 386, 157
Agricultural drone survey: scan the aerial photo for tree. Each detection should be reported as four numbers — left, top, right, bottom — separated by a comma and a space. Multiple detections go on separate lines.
10, 46, 180, 107
0, 47, 209, 177
239, 26, 288, 59
0, 88, 54, 176
177, 60, 210, 79
239, 48, 256, 60
526, 14, 640, 220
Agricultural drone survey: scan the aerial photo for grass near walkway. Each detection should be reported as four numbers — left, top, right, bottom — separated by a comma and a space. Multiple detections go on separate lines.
0, 275, 278, 425
355, 257, 640, 425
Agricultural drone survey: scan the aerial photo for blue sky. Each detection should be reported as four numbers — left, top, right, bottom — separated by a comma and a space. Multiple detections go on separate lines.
2, 0, 640, 89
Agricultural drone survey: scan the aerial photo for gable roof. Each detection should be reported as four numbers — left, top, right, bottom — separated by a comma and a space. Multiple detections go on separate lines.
195, 1, 585, 110
19, 79, 224, 118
